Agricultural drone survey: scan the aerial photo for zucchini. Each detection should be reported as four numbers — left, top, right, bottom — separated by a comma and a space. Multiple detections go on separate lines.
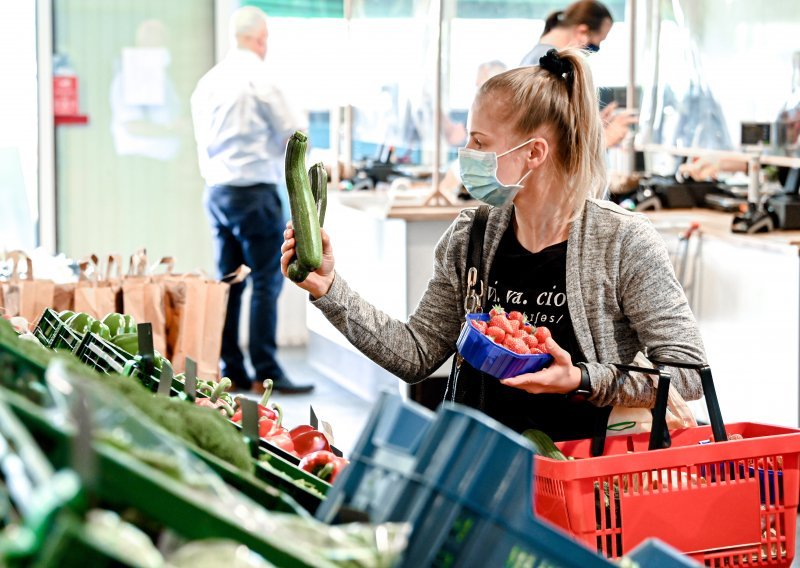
522, 429, 569, 460
284, 132, 322, 277
309, 162, 328, 227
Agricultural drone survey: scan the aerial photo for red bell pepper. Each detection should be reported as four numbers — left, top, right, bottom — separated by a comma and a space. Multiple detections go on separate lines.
290, 426, 330, 458
299, 450, 348, 483
195, 378, 234, 417
262, 403, 296, 455
231, 379, 276, 423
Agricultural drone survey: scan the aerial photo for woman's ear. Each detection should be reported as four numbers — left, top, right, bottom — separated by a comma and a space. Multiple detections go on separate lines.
526, 138, 549, 169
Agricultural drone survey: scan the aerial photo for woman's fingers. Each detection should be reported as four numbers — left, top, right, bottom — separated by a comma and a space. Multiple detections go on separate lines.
280, 237, 295, 254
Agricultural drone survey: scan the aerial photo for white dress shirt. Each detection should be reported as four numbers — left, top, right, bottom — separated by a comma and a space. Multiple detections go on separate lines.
190, 48, 306, 186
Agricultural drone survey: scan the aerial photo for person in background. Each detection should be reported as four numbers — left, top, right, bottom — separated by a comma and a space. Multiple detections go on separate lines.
191, 6, 313, 394
441, 60, 508, 197
520, 0, 636, 148
281, 48, 705, 440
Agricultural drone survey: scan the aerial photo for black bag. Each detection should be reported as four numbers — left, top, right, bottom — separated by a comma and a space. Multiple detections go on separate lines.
409, 206, 490, 410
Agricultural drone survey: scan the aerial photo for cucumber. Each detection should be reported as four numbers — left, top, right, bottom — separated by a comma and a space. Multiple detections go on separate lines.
522, 429, 569, 460
309, 162, 328, 227
285, 132, 322, 274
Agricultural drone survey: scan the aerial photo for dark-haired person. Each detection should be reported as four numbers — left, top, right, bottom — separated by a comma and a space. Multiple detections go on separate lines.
280, 48, 705, 441
521, 1, 635, 147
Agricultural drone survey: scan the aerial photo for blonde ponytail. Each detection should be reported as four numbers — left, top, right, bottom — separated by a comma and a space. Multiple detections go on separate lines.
477, 48, 606, 217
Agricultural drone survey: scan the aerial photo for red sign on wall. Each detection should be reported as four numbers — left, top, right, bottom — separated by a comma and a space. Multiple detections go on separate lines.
53, 75, 78, 117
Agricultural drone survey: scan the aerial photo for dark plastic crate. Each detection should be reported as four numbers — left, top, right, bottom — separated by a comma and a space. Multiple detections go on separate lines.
50, 324, 83, 353
33, 308, 62, 348
317, 392, 615, 568
627, 538, 701, 566
75, 332, 132, 375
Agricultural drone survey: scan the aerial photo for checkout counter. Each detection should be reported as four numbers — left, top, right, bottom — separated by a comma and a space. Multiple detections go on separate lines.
305, 188, 800, 428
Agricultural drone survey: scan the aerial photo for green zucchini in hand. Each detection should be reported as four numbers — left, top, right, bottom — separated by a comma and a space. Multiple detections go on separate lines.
285, 132, 322, 283
309, 162, 328, 227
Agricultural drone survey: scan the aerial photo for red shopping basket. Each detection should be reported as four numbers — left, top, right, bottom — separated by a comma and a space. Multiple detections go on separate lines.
533, 359, 800, 567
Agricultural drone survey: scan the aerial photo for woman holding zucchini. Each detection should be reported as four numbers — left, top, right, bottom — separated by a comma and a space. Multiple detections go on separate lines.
281, 48, 706, 441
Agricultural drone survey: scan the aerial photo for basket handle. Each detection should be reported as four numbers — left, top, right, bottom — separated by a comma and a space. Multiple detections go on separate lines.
590, 364, 672, 456
648, 357, 727, 443
612, 364, 672, 452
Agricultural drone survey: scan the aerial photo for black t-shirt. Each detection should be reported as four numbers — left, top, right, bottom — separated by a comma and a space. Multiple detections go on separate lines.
456, 221, 609, 441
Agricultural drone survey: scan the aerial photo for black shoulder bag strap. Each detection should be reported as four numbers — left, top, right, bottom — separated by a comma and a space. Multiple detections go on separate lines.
444, 205, 490, 405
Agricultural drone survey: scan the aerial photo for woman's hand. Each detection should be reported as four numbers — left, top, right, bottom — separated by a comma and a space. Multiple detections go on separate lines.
280, 221, 336, 299
500, 337, 582, 395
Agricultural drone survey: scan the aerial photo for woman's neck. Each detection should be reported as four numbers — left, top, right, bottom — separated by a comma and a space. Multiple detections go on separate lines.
511, 180, 572, 253
538, 28, 573, 50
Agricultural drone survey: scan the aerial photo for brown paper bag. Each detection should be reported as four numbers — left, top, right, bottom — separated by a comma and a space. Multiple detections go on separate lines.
73, 255, 116, 320
165, 265, 249, 381
52, 283, 76, 313
122, 254, 170, 354
1, 250, 55, 325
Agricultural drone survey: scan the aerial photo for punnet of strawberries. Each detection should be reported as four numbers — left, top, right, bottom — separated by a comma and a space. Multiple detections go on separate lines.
471, 305, 551, 356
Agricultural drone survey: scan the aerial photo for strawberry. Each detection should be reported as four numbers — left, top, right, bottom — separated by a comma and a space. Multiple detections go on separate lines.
507, 311, 525, 323
471, 319, 488, 333
522, 335, 539, 349
503, 337, 530, 355
485, 326, 506, 343
537, 342, 549, 354
489, 305, 505, 318
489, 315, 514, 335
508, 319, 521, 332
530, 347, 544, 355
534, 325, 552, 344
513, 329, 527, 339
522, 322, 535, 335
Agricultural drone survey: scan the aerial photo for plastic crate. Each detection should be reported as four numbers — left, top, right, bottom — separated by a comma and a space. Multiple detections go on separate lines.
50, 324, 83, 353
627, 538, 701, 567
317, 392, 615, 568
75, 332, 132, 375
33, 308, 63, 348
534, 422, 800, 566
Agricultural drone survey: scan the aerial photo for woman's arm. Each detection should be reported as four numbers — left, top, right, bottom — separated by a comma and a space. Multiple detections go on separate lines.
289, 216, 470, 383
585, 219, 706, 407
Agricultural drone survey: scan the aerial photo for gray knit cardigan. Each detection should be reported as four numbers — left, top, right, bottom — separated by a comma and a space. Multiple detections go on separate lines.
312, 198, 705, 408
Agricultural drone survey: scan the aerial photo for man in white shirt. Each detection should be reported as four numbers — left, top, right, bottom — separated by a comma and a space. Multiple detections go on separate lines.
191, 6, 312, 394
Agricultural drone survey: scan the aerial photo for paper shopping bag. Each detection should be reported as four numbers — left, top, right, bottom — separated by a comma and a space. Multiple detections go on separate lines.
73, 255, 116, 320
1, 250, 55, 325
165, 265, 248, 381
122, 254, 169, 354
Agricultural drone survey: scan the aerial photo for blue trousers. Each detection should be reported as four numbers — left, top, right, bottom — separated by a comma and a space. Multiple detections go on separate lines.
204, 183, 285, 389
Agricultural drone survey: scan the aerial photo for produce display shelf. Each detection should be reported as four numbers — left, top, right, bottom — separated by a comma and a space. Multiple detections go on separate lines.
0, 386, 333, 568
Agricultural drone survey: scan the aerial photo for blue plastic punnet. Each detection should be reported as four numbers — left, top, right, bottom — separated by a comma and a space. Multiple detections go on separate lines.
456, 313, 552, 379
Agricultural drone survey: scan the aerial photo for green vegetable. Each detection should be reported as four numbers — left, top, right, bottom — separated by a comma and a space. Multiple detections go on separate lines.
57, 310, 75, 322
89, 320, 111, 341
285, 131, 322, 281
111, 332, 138, 356
66, 312, 94, 334
309, 162, 328, 227
102, 313, 126, 337
522, 429, 569, 460
123, 314, 137, 334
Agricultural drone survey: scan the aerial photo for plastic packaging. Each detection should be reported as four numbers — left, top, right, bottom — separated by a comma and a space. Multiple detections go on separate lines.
456, 313, 552, 379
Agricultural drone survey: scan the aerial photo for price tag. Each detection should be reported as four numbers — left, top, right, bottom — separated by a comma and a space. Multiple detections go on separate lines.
185, 358, 197, 402
70, 383, 97, 490
157, 363, 173, 397
241, 398, 260, 458
137, 323, 155, 377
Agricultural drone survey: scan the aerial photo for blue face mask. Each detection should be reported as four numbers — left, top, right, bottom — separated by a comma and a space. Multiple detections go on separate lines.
586, 43, 600, 53
458, 138, 536, 207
